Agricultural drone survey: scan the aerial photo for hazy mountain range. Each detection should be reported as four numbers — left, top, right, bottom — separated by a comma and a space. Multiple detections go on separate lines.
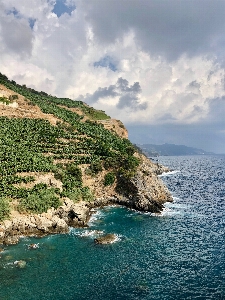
137, 143, 215, 157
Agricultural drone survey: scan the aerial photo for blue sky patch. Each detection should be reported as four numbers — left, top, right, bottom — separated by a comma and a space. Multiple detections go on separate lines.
6, 7, 20, 18
29, 18, 36, 29
52, 0, 75, 18
94, 56, 117, 72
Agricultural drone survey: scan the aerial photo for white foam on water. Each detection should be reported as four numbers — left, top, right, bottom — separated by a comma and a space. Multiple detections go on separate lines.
158, 170, 180, 177
88, 209, 106, 226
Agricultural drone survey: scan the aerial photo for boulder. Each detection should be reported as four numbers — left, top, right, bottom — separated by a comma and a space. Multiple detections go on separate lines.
94, 234, 117, 244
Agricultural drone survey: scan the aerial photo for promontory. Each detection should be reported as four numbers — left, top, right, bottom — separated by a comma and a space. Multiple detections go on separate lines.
0, 72, 172, 245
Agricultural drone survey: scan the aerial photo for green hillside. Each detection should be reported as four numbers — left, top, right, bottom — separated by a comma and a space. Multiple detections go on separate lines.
0, 73, 139, 221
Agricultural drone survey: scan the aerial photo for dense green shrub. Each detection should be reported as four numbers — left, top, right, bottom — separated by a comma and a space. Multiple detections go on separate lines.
18, 184, 61, 214
0, 97, 10, 105
0, 197, 10, 222
104, 172, 115, 186
61, 186, 94, 202
89, 160, 103, 175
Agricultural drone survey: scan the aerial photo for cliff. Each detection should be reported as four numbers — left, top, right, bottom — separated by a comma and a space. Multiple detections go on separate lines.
0, 73, 172, 244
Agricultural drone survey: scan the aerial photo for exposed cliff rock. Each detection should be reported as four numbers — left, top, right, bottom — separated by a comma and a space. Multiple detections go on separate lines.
0, 199, 91, 245
91, 153, 172, 213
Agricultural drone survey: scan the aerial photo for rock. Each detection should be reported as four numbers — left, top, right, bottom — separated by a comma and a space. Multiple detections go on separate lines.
28, 243, 39, 249
14, 260, 26, 268
51, 216, 68, 233
94, 234, 117, 244
4, 235, 19, 245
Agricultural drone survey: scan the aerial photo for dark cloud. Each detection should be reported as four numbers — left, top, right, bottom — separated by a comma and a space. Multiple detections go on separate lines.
80, 77, 147, 110
207, 96, 225, 122
80, 85, 119, 104
188, 81, 201, 89
83, 0, 225, 60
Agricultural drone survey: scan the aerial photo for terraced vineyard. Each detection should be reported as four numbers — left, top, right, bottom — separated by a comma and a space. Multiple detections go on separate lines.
0, 73, 140, 220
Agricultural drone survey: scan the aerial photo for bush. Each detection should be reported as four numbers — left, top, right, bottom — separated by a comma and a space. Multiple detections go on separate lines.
103, 156, 121, 170
0, 197, 10, 222
18, 184, 61, 213
104, 172, 115, 186
62, 186, 94, 202
89, 160, 103, 175
66, 163, 82, 181
62, 188, 82, 202
80, 186, 94, 202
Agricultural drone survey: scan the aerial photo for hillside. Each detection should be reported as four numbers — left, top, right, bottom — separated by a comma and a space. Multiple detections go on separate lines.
0, 73, 172, 244
138, 143, 214, 156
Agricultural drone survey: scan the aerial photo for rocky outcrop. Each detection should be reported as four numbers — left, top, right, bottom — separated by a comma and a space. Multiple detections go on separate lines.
115, 154, 172, 212
0, 199, 91, 245
94, 234, 117, 244
91, 154, 172, 213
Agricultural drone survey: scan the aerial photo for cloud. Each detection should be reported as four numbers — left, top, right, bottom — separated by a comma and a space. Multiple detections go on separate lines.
1, 0, 225, 151
81, 0, 225, 61
0, 5, 33, 57
80, 77, 146, 110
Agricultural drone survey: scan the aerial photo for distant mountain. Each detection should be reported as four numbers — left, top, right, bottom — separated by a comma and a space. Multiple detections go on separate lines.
137, 143, 215, 156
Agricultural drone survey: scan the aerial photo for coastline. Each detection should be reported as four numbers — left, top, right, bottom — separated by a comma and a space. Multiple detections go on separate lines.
0, 156, 172, 245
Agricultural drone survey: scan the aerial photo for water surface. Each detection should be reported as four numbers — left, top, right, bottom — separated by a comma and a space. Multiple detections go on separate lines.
0, 155, 224, 299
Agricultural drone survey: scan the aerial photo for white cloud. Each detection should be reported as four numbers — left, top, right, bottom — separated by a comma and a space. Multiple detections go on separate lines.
0, 0, 225, 135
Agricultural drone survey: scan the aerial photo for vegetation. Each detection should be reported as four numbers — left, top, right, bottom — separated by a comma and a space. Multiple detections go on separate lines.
104, 172, 115, 186
0, 72, 140, 217
0, 197, 10, 221
0, 96, 10, 105
18, 184, 61, 214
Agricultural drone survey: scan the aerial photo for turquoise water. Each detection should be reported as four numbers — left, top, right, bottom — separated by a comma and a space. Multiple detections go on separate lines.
0, 155, 225, 299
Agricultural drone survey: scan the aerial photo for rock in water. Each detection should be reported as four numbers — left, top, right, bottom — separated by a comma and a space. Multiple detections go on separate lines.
94, 234, 117, 244
15, 260, 26, 268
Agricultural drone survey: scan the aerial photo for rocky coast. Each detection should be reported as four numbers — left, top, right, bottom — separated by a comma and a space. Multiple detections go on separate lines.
0, 77, 172, 245
0, 155, 172, 245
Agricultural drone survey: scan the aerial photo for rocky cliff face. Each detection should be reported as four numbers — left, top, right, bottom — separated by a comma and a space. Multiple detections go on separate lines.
91, 153, 172, 212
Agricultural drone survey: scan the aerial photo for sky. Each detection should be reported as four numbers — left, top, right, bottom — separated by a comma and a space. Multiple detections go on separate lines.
0, 0, 225, 153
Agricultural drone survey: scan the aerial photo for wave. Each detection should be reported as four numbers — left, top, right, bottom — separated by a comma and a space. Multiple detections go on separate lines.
158, 170, 180, 177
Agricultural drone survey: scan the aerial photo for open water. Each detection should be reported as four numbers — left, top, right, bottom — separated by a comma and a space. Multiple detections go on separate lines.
0, 155, 225, 300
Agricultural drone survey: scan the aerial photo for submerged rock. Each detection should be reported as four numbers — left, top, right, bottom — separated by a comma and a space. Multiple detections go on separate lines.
94, 234, 117, 244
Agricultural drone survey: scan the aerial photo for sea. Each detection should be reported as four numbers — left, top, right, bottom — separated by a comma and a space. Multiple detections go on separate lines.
0, 155, 224, 300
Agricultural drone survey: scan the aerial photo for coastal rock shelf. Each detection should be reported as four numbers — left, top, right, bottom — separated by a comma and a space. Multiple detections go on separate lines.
0, 199, 90, 245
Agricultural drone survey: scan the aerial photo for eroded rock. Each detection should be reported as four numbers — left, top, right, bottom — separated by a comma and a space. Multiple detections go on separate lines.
94, 234, 117, 244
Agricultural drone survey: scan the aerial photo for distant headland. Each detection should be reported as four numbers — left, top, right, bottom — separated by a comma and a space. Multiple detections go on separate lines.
137, 143, 215, 157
